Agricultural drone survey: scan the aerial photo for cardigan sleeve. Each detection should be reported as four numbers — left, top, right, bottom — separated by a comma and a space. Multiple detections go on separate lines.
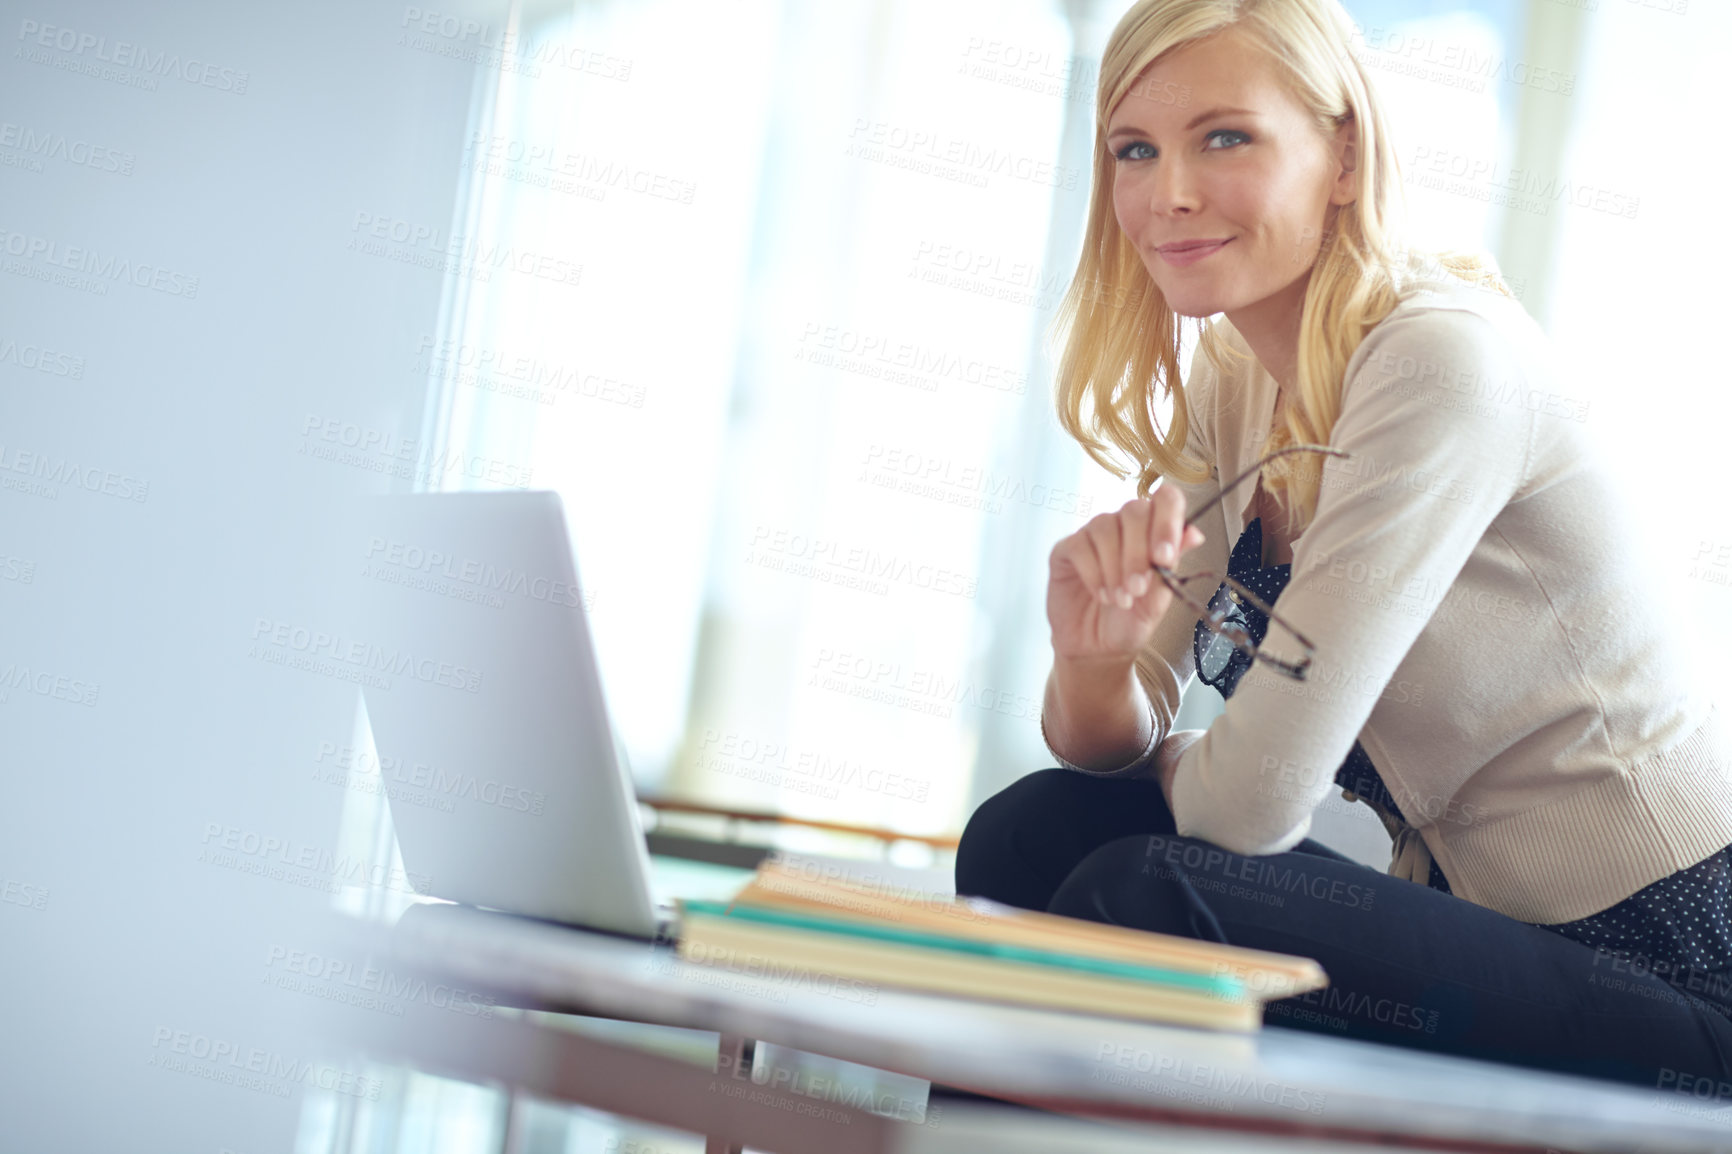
1042, 332, 1232, 778
1167, 305, 1538, 853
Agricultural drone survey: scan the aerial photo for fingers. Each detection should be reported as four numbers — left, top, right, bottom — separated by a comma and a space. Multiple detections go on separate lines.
1116, 498, 1152, 599
1064, 490, 1208, 614
1079, 512, 1125, 607
1056, 521, 1107, 606
1147, 485, 1190, 572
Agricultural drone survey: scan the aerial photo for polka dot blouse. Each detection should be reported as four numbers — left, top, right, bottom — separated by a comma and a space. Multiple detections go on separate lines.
1201, 514, 1732, 1018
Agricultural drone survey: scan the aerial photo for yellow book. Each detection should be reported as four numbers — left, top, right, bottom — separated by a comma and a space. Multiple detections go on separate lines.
672, 856, 1327, 1032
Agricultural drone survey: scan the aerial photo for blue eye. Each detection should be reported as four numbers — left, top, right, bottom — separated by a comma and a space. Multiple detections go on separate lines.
1113, 129, 1248, 162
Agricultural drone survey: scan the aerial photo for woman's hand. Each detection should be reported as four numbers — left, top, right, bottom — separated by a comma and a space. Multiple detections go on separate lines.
1047, 487, 1207, 668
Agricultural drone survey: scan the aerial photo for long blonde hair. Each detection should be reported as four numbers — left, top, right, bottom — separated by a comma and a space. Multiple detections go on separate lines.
1049, 0, 1513, 533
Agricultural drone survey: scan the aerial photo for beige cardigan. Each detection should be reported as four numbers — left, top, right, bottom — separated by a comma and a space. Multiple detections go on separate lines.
1050, 270, 1732, 925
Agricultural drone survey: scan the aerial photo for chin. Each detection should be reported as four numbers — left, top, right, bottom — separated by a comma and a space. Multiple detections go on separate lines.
1156, 289, 1222, 319
1145, 272, 1221, 319
1165, 300, 1217, 319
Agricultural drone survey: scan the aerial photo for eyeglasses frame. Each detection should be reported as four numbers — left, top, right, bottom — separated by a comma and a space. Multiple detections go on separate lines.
1149, 443, 1353, 683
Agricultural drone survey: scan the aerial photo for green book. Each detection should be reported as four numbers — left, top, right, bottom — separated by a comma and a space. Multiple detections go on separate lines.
677, 898, 1243, 999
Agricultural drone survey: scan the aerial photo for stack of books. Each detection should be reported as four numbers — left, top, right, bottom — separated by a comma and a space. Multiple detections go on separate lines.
674, 856, 1327, 1032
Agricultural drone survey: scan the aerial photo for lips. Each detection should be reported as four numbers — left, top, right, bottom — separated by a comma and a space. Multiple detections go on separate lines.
1157, 238, 1232, 254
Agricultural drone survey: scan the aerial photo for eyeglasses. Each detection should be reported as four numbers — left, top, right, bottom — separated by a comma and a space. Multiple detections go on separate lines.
1149, 444, 1352, 683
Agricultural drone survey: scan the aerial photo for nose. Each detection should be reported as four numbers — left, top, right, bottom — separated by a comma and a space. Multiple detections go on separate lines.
1148, 157, 1199, 215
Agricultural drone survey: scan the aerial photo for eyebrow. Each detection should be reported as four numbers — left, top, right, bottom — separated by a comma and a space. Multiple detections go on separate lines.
1106, 105, 1257, 142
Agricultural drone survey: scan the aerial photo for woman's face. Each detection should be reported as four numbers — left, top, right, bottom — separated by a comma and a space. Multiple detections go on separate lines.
1105, 26, 1356, 321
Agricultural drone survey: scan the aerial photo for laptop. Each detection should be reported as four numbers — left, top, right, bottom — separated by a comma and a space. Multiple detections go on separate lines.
338, 490, 676, 942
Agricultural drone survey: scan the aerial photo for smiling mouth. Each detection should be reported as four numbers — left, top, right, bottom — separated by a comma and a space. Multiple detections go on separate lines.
1153, 237, 1233, 268
1157, 238, 1232, 255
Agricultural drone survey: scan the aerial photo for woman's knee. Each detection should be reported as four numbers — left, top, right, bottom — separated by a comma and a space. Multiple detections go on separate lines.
959, 767, 1074, 840
957, 768, 1158, 863
1048, 832, 1232, 943
954, 767, 1173, 904
954, 768, 1076, 891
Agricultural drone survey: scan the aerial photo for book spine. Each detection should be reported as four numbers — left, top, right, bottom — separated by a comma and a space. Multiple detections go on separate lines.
678, 914, 1260, 1033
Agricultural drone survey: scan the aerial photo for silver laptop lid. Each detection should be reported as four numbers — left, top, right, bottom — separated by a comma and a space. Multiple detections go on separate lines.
338, 490, 662, 939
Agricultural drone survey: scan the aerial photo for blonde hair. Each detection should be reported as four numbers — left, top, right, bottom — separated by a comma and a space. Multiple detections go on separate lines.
1049, 0, 1513, 535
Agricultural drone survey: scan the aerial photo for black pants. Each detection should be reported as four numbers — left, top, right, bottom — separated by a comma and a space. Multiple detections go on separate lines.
955, 768, 1732, 1091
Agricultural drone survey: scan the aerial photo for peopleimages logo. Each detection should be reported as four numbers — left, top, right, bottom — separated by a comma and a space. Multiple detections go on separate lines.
148, 1028, 380, 1102
694, 728, 930, 804
1, 874, 50, 911
0, 660, 100, 707
745, 523, 978, 600
365, 536, 582, 608
845, 118, 1083, 191
263, 945, 497, 1018
0, 441, 149, 503
314, 740, 547, 815
463, 131, 695, 205
0, 120, 134, 175
249, 618, 483, 694
299, 413, 535, 489
1142, 835, 1376, 911
199, 822, 430, 895
0, 335, 85, 378
16, 19, 251, 94
414, 335, 645, 409
347, 211, 581, 288
1092, 1042, 1326, 1115
397, 7, 633, 81
0, 226, 199, 297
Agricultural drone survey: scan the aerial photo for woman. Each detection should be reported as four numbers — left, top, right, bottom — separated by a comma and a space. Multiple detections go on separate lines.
954, 0, 1732, 1089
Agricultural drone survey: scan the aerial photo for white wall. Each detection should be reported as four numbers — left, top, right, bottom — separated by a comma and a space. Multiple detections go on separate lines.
0, 2, 502, 1148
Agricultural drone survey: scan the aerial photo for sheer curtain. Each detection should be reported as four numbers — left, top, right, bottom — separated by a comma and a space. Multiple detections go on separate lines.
420, 0, 785, 798
412, 0, 1092, 844
654, 0, 1084, 840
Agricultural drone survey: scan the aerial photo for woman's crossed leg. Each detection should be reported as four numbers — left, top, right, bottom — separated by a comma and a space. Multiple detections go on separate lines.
956, 767, 1732, 1092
